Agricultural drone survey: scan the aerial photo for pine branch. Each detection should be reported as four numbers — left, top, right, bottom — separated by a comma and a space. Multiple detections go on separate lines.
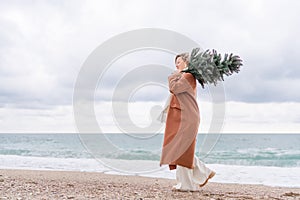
181, 48, 243, 88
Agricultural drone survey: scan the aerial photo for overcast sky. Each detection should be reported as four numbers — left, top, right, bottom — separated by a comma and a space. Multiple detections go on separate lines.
0, 0, 299, 133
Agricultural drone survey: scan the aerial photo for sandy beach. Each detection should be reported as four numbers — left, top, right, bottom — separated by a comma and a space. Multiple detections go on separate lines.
0, 169, 299, 199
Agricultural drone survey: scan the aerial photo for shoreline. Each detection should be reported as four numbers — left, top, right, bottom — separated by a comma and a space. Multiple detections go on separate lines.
1, 169, 300, 199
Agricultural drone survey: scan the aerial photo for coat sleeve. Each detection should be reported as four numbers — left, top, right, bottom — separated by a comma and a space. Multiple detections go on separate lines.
168, 71, 195, 95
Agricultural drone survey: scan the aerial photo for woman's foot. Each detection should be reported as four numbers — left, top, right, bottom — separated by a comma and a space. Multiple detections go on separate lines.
172, 187, 199, 192
172, 185, 199, 192
199, 171, 216, 187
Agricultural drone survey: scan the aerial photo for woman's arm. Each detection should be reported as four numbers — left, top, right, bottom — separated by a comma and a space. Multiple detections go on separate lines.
168, 71, 195, 95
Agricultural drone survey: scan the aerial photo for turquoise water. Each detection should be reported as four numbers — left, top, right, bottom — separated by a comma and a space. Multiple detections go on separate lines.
0, 133, 299, 167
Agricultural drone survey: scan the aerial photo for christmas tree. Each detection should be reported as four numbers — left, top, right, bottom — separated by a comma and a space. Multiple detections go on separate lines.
181, 48, 243, 88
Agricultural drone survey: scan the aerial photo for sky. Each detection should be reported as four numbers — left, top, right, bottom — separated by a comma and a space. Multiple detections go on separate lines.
0, 0, 299, 133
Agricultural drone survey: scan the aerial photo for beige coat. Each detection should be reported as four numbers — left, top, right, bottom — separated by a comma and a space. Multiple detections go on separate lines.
160, 71, 200, 170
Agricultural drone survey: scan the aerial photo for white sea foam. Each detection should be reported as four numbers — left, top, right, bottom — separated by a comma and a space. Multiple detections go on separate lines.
0, 155, 299, 188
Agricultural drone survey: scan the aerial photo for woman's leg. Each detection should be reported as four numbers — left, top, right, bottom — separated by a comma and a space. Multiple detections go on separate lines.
172, 155, 215, 191
173, 165, 198, 191
192, 156, 215, 187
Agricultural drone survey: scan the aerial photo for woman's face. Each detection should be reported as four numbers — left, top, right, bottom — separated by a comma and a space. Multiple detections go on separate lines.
175, 57, 186, 71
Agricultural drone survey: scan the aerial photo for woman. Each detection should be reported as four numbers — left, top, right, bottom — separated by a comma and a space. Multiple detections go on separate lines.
160, 53, 215, 192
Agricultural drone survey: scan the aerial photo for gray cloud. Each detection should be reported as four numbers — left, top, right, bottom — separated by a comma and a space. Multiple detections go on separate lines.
0, 0, 300, 111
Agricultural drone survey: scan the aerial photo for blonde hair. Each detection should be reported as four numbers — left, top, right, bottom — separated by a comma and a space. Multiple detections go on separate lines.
175, 52, 190, 64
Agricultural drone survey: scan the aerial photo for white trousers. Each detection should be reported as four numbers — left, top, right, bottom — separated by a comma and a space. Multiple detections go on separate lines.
173, 156, 214, 191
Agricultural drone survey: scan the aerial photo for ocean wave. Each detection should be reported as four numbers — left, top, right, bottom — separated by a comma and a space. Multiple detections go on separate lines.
0, 155, 299, 188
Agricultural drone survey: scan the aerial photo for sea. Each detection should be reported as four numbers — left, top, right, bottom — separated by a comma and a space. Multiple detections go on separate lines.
0, 133, 299, 188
